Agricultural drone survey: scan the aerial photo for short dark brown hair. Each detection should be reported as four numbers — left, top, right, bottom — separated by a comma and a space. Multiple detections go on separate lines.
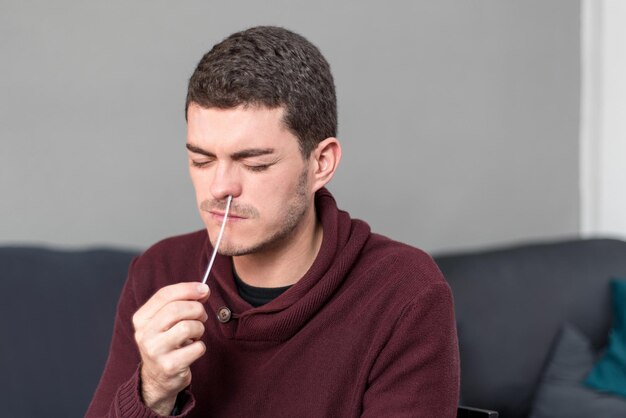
186, 26, 337, 157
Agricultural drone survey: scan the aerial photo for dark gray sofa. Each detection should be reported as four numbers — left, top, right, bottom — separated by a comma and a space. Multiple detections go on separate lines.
1, 238, 624, 417
437, 238, 626, 418
0, 247, 136, 417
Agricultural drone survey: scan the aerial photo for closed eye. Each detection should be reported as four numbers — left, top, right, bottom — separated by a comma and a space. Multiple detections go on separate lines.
191, 159, 213, 168
245, 163, 272, 172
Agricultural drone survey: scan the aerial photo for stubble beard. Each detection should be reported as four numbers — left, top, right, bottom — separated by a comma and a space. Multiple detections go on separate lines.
215, 166, 311, 257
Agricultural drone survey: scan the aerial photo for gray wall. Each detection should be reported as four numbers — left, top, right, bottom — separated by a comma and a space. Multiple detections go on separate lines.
0, 0, 580, 254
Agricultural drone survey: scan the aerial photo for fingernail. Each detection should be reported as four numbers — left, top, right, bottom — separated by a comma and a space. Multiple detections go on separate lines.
197, 283, 209, 294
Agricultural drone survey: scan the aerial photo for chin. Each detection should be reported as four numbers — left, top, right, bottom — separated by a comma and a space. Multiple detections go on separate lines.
217, 234, 286, 257
213, 237, 257, 257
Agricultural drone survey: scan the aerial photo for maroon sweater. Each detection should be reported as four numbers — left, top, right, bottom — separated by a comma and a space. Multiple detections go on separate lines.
87, 190, 460, 417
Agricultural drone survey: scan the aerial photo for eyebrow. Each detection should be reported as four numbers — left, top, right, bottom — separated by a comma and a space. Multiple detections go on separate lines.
186, 143, 276, 160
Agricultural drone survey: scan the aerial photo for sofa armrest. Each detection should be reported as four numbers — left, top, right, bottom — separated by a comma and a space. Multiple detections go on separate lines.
457, 405, 499, 417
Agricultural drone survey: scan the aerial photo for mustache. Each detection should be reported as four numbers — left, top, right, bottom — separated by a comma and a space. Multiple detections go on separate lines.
199, 199, 259, 218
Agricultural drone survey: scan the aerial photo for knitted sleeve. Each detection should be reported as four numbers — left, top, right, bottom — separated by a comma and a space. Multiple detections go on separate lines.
85, 257, 195, 417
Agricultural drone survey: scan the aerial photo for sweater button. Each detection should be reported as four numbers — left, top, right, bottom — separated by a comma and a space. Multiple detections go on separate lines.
217, 306, 232, 323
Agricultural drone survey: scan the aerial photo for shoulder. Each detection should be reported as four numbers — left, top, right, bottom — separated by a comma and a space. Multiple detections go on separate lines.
129, 230, 208, 293
138, 229, 208, 263
363, 233, 445, 283
354, 232, 451, 305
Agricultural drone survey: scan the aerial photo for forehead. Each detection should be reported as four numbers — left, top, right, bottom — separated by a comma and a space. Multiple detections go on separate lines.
186, 104, 297, 150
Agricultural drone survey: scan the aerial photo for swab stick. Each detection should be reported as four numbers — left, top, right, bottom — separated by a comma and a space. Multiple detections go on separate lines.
201, 195, 232, 284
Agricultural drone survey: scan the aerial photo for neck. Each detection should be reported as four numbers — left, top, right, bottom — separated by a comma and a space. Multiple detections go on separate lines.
232, 206, 323, 288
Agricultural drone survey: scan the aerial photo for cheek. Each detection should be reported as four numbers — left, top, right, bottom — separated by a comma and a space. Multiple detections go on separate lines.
190, 170, 211, 197
237, 180, 285, 228
261, 173, 307, 218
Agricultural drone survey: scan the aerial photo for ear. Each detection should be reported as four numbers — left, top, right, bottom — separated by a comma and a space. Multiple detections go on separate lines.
309, 137, 342, 193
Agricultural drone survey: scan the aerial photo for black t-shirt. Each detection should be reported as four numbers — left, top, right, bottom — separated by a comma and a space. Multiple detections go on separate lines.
233, 269, 292, 307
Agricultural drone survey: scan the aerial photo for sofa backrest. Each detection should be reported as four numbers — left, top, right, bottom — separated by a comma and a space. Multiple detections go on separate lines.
435, 238, 626, 418
0, 247, 138, 418
6, 239, 624, 417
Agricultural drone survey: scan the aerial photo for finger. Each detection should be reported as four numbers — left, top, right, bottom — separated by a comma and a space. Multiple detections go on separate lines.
136, 319, 204, 361
150, 300, 208, 332
134, 282, 209, 327
160, 340, 207, 376
166, 320, 205, 348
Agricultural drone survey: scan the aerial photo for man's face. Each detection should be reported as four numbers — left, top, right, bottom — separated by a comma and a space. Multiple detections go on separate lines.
186, 103, 315, 257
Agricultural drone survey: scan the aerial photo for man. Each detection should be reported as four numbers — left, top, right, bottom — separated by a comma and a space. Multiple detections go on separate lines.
87, 26, 459, 417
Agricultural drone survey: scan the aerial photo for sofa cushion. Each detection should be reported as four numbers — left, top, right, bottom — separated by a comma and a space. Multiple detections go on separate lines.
585, 278, 626, 398
528, 323, 626, 418
435, 238, 626, 418
0, 246, 138, 418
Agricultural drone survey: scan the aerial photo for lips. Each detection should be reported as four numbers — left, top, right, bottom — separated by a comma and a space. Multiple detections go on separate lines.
209, 211, 245, 221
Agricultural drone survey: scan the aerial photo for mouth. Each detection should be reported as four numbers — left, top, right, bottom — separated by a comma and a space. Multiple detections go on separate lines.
209, 211, 245, 222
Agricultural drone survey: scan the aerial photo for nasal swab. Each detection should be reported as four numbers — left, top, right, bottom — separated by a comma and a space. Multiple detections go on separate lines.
201, 195, 232, 284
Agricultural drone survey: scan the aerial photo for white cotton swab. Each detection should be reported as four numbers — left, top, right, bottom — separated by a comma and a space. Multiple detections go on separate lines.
201, 195, 232, 284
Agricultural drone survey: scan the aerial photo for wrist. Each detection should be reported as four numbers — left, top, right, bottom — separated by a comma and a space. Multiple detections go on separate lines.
139, 369, 178, 415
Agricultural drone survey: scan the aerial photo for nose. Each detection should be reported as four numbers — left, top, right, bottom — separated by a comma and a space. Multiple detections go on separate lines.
209, 162, 242, 201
